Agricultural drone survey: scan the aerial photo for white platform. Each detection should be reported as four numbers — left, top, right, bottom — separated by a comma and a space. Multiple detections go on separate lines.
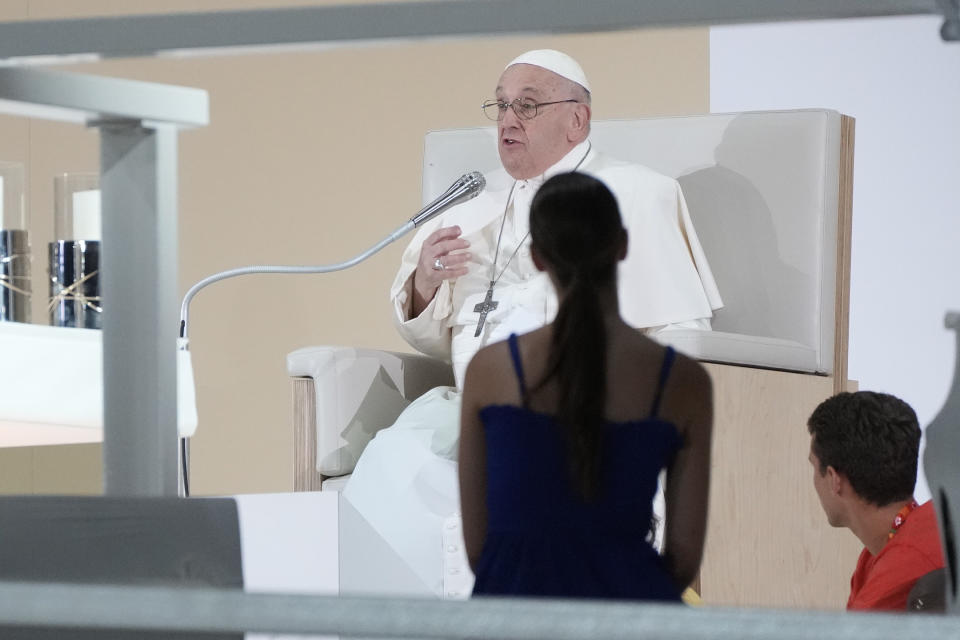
0, 322, 198, 447
235, 491, 435, 640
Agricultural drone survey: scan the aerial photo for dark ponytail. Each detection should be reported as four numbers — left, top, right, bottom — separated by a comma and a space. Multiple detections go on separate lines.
528, 172, 624, 500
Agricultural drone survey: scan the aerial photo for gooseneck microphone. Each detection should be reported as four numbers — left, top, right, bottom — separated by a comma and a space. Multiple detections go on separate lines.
411, 171, 485, 227
178, 171, 486, 343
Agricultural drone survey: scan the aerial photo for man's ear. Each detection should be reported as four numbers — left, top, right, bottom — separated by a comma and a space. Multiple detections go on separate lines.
826, 465, 845, 496
568, 103, 591, 143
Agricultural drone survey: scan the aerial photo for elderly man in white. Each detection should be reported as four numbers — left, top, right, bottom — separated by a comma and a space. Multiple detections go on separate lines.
343, 49, 722, 597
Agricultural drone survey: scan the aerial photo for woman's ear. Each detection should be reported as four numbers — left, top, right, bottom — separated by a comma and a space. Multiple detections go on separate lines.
617, 227, 629, 261
531, 245, 548, 272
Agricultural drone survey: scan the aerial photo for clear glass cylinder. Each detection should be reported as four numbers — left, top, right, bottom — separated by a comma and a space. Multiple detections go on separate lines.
50, 172, 101, 328
54, 172, 100, 241
0, 161, 27, 231
0, 161, 31, 323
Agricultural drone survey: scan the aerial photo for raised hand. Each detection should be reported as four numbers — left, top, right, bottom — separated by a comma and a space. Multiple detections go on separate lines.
411, 225, 471, 317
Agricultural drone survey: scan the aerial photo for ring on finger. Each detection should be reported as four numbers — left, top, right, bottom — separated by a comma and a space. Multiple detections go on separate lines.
432, 257, 445, 271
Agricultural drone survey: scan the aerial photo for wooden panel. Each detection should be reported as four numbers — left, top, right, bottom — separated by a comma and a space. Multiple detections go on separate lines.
699, 363, 861, 608
293, 377, 323, 492
833, 115, 855, 395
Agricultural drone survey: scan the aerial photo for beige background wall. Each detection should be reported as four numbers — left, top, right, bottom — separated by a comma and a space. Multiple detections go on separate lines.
0, 1, 708, 495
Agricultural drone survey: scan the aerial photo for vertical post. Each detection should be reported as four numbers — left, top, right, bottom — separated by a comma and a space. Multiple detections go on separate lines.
99, 121, 179, 496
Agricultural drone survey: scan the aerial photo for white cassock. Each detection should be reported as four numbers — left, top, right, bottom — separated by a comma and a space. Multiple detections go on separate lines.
342, 140, 723, 596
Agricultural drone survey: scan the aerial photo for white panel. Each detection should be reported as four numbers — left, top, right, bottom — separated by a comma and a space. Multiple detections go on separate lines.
0, 67, 208, 126
235, 492, 339, 594
236, 492, 339, 640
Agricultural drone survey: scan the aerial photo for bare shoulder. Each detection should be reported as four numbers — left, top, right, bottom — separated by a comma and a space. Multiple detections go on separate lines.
462, 337, 519, 406
620, 329, 702, 384
464, 340, 508, 382
660, 349, 713, 437
669, 351, 712, 396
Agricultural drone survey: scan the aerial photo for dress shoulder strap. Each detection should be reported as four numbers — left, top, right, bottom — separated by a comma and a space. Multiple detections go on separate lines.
507, 333, 529, 406
649, 346, 676, 419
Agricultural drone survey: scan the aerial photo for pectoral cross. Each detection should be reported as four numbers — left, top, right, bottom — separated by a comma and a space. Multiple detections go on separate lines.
473, 284, 499, 337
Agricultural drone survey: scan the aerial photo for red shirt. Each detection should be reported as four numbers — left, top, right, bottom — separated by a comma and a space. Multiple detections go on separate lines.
847, 500, 945, 611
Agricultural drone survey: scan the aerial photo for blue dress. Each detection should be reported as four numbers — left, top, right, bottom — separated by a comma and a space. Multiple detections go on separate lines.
471, 334, 683, 601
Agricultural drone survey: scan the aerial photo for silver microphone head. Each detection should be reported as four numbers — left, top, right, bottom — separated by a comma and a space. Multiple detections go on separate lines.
411, 171, 486, 227
455, 171, 486, 197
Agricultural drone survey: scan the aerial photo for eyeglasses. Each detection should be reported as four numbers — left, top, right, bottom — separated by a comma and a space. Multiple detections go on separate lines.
481, 98, 579, 121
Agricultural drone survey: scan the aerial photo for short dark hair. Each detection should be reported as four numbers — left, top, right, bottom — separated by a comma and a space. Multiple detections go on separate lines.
807, 391, 920, 507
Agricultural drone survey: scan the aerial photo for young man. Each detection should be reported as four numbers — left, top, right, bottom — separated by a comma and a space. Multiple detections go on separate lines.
807, 391, 945, 611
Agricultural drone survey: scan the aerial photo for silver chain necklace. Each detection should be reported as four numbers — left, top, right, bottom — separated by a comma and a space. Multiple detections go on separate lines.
473, 142, 592, 337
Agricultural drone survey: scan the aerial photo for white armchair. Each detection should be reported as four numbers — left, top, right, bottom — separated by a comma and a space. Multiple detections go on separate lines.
288, 109, 860, 607
287, 347, 453, 490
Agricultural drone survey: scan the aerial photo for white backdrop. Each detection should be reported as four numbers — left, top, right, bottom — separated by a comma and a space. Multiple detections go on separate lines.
710, 15, 960, 501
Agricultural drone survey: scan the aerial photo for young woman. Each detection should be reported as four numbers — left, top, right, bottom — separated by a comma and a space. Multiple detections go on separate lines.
458, 172, 713, 600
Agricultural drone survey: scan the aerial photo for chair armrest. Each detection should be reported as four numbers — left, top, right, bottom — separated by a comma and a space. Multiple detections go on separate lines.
287, 346, 454, 478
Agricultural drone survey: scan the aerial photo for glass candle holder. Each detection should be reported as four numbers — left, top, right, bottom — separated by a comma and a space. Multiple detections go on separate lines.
50, 173, 101, 329
0, 161, 31, 323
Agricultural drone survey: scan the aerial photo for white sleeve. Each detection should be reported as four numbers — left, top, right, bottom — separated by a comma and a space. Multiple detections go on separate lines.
391, 274, 453, 362
388, 220, 454, 362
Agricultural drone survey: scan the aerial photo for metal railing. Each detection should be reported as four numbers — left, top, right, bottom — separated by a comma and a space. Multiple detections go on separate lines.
1, 581, 958, 639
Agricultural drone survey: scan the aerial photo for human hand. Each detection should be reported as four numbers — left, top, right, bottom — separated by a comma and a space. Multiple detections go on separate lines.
411, 225, 471, 315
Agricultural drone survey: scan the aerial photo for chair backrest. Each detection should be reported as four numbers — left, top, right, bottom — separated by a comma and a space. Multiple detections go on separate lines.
422, 110, 852, 376
0, 496, 243, 639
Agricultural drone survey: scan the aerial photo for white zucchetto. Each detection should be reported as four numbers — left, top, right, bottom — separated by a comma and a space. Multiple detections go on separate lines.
505, 49, 591, 93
